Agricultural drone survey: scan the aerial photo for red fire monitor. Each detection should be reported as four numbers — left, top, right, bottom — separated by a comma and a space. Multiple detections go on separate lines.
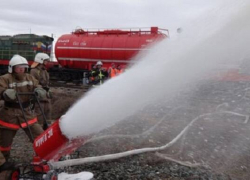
33, 120, 85, 162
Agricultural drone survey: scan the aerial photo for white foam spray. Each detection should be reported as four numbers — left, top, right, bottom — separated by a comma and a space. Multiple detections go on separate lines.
60, 0, 250, 139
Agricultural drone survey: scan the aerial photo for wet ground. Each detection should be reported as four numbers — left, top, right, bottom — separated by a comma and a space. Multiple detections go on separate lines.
3, 80, 250, 179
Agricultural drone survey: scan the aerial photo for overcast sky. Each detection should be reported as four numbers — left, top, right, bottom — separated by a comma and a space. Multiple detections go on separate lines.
0, 0, 217, 39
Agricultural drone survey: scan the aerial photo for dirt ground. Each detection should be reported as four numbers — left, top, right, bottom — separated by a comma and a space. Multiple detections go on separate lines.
1, 81, 250, 179
50, 87, 85, 120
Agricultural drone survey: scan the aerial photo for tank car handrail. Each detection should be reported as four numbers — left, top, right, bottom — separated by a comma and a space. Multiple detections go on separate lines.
72, 27, 169, 36
74, 26, 160, 31
73, 31, 169, 37
158, 28, 170, 37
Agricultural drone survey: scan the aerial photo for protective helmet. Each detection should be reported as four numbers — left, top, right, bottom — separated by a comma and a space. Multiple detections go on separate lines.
96, 61, 103, 66
31, 53, 50, 68
8, 55, 28, 73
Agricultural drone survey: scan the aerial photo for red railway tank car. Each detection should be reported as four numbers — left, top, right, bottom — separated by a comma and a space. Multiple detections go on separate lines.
55, 27, 168, 70
0, 28, 168, 83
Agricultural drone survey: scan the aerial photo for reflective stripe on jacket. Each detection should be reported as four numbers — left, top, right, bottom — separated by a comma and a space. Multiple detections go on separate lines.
0, 117, 38, 130
0, 146, 11, 151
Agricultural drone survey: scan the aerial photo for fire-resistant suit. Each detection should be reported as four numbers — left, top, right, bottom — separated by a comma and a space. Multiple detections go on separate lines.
30, 64, 51, 125
0, 73, 44, 165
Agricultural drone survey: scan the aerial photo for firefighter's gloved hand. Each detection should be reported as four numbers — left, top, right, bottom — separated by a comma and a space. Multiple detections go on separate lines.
3, 89, 16, 101
34, 87, 47, 100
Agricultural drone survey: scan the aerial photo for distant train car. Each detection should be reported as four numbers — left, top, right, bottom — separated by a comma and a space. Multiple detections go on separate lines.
0, 34, 53, 74
53, 27, 168, 82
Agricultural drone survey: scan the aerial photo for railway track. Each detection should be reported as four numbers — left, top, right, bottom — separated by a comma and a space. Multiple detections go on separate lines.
50, 80, 90, 93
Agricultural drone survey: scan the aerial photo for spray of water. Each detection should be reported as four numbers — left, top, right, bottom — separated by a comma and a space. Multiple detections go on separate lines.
60, 0, 250, 139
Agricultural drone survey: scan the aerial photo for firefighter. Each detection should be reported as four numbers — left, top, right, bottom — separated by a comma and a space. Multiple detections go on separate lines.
0, 55, 46, 170
116, 64, 124, 75
30, 53, 52, 127
108, 63, 118, 78
92, 61, 108, 85
89, 64, 97, 84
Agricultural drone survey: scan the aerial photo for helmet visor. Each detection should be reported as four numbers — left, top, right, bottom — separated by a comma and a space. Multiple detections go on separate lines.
15, 64, 29, 68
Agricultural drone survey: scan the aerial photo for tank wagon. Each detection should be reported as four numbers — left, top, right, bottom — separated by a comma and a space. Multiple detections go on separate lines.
52, 27, 168, 82
0, 34, 53, 74
0, 27, 168, 83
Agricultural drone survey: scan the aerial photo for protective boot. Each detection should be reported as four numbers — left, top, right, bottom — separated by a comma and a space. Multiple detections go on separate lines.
0, 161, 15, 172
